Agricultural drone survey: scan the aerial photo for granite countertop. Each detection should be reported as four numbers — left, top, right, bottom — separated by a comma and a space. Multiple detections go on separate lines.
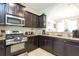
0, 37, 5, 40
1, 34, 79, 41
24, 35, 38, 37
25, 34, 79, 41
42, 35, 79, 41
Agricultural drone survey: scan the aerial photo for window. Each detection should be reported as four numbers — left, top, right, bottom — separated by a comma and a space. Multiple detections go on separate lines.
57, 20, 65, 32
46, 18, 78, 32
65, 19, 77, 32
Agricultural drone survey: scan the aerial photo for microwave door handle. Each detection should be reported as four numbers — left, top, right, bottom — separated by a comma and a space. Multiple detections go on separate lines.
6, 15, 8, 24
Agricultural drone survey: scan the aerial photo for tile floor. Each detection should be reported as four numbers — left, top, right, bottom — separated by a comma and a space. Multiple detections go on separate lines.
18, 48, 55, 56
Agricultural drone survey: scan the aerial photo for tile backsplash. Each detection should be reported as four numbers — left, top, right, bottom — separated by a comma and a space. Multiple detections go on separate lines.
0, 26, 45, 35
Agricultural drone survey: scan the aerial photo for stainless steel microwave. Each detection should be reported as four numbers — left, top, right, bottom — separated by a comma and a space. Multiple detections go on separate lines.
6, 14, 25, 26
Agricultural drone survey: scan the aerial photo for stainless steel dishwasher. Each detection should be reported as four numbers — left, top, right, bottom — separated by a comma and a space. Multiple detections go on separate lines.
64, 40, 79, 56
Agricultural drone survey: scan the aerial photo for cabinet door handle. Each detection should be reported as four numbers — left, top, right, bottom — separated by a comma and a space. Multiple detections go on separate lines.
64, 41, 66, 42
0, 46, 4, 48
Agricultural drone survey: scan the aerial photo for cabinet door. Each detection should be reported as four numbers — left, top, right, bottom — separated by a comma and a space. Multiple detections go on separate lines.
33, 36, 38, 47
32, 14, 37, 28
7, 3, 25, 17
36, 16, 39, 28
24, 12, 32, 27
6, 46, 11, 56
53, 38, 64, 56
39, 36, 54, 54
25, 41, 29, 52
28, 37, 38, 52
7, 3, 16, 15
39, 16, 43, 28
39, 14, 46, 28
15, 4, 25, 17
0, 40, 5, 56
38, 36, 45, 48
0, 3, 5, 24
44, 37, 54, 53
40, 16, 44, 28
24, 12, 39, 28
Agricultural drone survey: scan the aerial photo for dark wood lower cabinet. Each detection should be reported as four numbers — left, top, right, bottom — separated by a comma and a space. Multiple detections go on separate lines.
24, 36, 79, 56
25, 41, 29, 52
38, 36, 65, 55
15, 36, 79, 56
1, 36, 79, 56
53, 38, 65, 56
44, 38, 53, 54
6, 46, 11, 56
35, 36, 65, 55
27, 36, 38, 52
0, 40, 5, 56
40, 36, 54, 54
38, 36, 45, 48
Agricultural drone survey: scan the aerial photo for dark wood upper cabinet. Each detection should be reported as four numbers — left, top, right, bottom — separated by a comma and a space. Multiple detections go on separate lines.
32, 14, 39, 28
0, 3, 25, 26
38, 14, 46, 28
24, 11, 32, 27
24, 12, 46, 28
15, 4, 25, 17
0, 3, 46, 27
6, 3, 16, 15
0, 3, 6, 24
7, 3, 25, 17
24, 11, 39, 28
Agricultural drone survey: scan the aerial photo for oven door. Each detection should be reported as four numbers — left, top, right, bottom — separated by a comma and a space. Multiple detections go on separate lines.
6, 43, 26, 56
6, 14, 25, 26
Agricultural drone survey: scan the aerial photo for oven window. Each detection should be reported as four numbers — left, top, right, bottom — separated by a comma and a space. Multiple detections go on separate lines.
11, 43, 25, 53
7, 17, 21, 24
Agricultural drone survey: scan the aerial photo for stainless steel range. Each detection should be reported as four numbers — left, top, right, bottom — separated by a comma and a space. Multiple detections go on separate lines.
5, 30, 27, 46
3, 30, 28, 56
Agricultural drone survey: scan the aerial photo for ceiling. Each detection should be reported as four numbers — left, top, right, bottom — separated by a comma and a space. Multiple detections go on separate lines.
21, 3, 79, 15
22, 3, 56, 12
